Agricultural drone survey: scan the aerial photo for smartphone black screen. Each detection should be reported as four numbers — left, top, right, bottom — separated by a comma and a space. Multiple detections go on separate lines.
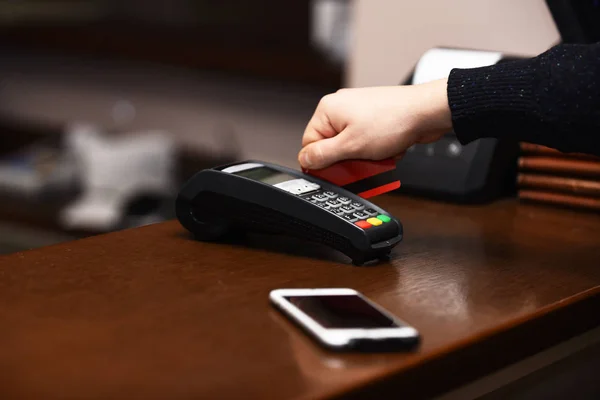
284, 294, 402, 329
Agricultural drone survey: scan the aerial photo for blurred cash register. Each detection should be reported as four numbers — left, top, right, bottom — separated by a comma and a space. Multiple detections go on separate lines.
395, 48, 520, 203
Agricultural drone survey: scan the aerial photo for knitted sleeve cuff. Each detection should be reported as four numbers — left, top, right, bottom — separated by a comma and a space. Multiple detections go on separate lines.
447, 57, 542, 145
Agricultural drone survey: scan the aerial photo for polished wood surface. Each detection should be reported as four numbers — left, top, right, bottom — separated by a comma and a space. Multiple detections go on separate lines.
1, 195, 599, 399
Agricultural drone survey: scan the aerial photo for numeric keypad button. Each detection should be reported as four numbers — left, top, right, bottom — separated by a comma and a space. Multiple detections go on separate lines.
351, 202, 365, 211
312, 193, 329, 202
343, 214, 358, 223
340, 205, 355, 214
353, 211, 369, 219
364, 208, 378, 216
323, 191, 338, 199
316, 202, 330, 210
326, 199, 342, 208
337, 197, 351, 205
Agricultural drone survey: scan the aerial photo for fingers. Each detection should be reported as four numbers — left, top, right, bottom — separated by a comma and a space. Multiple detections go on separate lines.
299, 137, 409, 170
298, 130, 355, 170
301, 115, 328, 147
301, 101, 339, 148
299, 96, 343, 169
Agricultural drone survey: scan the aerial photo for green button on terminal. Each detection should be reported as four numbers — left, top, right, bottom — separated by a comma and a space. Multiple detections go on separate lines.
377, 214, 391, 223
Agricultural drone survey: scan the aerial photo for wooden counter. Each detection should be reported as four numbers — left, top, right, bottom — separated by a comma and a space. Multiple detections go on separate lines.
0, 195, 599, 399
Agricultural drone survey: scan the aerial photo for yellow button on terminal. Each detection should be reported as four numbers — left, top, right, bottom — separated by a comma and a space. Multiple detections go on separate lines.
366, 217, 382, 226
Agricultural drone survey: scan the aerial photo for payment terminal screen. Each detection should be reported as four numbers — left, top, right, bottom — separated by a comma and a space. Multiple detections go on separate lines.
234, 167, 296, 186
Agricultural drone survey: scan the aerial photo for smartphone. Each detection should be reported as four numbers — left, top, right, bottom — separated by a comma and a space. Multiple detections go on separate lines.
269, 288, 420, 352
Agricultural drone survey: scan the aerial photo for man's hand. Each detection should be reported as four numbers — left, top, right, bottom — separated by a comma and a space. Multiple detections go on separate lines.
298, 79, 452, 170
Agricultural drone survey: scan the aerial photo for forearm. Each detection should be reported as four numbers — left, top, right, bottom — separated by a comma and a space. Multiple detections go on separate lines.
447, 42, 600, 157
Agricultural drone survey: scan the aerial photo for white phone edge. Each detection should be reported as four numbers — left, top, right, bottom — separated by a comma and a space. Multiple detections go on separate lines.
269, 288, 419, 349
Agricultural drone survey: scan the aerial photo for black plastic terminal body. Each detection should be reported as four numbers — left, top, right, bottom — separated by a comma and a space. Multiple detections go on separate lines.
176, 160, 403, 265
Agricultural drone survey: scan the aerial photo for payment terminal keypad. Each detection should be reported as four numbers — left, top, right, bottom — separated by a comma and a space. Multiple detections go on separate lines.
299, 189, 391, 230
326, 199, 342, 208
353, 211, 369, 219
312, 193, 329, 202
364, 208, 378, 217
340, 205, 356, 214
351, 202, 365, 211
343, 214, 358, 223
316, 201, 330, 210
337, 197, 351, 205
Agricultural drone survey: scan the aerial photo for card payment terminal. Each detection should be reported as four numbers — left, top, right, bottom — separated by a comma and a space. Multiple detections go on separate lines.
176, 161, 403, 265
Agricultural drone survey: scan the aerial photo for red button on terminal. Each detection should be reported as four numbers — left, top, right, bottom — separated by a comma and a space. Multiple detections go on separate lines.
355, 220, 372, 229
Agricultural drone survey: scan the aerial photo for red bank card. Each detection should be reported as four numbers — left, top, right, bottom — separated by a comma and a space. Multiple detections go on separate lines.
303, 158, 401, 199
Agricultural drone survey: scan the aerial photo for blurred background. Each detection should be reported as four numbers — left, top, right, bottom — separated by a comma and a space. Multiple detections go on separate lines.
0, 0, 569, 254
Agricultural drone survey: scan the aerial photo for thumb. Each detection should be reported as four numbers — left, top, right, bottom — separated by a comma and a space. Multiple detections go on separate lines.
298, 133, 350, 170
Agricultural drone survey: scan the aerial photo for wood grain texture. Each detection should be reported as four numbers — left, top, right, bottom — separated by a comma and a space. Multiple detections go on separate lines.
517, 173, 600, 197
519, 189, 600, 211
518, 156, 600, 177
0, 195, 599, 399
519, 142, 600, 161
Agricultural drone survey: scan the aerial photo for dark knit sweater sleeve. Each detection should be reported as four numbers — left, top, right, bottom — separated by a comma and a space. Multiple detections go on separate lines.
447, 42, 600, 157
